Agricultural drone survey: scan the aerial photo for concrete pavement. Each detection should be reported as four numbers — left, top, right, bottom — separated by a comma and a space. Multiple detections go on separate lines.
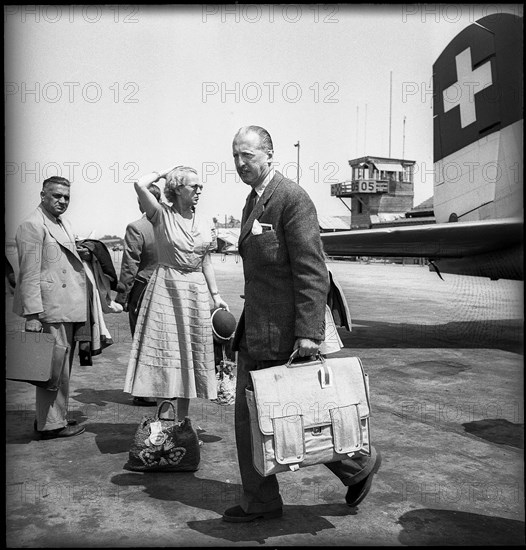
5, 256, 525, 547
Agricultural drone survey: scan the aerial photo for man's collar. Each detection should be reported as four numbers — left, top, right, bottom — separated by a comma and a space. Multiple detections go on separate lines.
39, 203, 61, 224
253, 167, 275, 198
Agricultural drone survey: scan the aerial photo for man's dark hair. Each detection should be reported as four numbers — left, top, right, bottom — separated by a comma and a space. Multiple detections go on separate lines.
236, 125, 273, 153
147, 183, 161, 202
42, 176, 70, 190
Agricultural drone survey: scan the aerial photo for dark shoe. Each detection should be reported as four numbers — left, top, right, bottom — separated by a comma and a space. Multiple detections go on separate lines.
222, 505, 282, 523
345, 451, 382, 507
39, 424, 86, 439
133, 396, 157, 406
34, 419, 77, 432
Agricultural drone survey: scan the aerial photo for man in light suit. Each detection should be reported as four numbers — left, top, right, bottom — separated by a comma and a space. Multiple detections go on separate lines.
222, 126, 381, 522
115, 183, 161, 406
13, 176, 88, 439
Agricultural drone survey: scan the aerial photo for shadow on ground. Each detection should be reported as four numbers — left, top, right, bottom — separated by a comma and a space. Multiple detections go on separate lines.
463, 418, 524, 449
342, 319, 523, 354
397, 508, 525, 546
111, 471, 359, 544
72, 388, 137, 407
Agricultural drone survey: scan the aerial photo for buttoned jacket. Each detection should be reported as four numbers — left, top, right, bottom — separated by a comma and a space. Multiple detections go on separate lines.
233, 171, 328, 360
13, 204, 87, 323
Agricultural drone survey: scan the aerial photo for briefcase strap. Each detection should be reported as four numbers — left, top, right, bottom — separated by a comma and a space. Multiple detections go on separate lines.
285, 350, 333, 388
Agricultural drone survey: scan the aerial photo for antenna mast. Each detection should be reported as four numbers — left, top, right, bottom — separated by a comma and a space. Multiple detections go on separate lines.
364, 103, 367, 155
402, 115, 406, 159
389, 71, 392, 157
356, 106, 359, 157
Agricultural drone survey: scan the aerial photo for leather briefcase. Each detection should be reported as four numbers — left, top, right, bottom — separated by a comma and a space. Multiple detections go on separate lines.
246, 352, 371, 477
6, 331, 68, 391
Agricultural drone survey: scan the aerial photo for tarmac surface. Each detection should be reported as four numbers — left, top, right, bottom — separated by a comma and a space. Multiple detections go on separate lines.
5, 254, 525, 547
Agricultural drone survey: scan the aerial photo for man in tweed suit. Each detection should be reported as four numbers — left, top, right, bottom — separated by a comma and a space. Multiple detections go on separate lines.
223, 126, 381, 522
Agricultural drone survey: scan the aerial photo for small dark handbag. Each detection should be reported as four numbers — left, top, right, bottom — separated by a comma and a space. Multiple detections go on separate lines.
124, 401, 200, 472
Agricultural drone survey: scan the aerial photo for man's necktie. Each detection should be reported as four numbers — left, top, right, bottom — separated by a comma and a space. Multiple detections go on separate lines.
56, 217, 70, 240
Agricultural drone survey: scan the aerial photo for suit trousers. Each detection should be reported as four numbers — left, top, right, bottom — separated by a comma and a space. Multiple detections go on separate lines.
35, 322, 79, 431
128, 277, 148, 337
235, 332, 379, 513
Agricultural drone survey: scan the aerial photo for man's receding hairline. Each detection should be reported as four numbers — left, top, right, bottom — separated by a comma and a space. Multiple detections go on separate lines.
42, 182, 70, 194
234, 129, 269, 151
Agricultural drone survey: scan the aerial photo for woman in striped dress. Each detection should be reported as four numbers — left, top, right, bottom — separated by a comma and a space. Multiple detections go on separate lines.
124, 166, 229, 422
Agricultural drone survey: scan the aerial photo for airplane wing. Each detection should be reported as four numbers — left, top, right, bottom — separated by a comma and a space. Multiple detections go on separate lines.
216, 229, 240, 253
321, 218, 522, 258
321, 218, 523, 279
321, 218, 523, 258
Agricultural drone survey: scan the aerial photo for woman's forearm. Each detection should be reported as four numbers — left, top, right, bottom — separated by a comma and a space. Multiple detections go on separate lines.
134, 171, 164, 218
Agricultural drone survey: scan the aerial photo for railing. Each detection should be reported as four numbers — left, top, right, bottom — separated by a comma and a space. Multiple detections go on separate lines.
331, 179, 389, 196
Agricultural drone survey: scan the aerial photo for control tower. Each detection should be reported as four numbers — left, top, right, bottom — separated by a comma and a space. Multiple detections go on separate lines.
331, 156, 416, 228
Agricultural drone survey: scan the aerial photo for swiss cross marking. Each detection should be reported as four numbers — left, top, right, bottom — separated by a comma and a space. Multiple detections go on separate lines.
442, 47, 492, 128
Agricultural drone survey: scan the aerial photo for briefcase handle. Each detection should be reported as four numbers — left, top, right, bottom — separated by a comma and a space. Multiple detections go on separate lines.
286, 348, 325, 367
286, 350, 332, 388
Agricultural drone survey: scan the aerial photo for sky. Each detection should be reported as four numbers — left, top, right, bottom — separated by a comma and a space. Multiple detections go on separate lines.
4, 3, 523, 240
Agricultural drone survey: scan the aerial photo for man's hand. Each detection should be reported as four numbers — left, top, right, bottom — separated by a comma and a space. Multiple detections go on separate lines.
115, 299, 128, 312
25, 318, 42, 332
114, 287, 129, 312
293, 337, 321, 358
76, 245, 92, 261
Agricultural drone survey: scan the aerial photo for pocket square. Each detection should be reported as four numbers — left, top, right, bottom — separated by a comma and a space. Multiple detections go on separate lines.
251, 219, 263, 235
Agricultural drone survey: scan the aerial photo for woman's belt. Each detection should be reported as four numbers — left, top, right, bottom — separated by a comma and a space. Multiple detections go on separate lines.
157, 262, 201, 274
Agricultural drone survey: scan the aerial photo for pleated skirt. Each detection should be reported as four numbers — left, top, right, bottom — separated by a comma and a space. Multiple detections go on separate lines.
123, 265, 217, 399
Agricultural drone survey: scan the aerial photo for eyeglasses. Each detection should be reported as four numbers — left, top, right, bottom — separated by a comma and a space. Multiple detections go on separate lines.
185, 184, 203, 191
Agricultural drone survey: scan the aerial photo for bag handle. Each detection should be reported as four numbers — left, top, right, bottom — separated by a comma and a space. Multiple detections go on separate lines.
286, 349, 325, 367
155, 400, 177, 421
286, 350, 332, 388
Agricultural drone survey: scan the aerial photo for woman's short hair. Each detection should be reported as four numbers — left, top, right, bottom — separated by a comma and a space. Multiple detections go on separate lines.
164, 166, 198, 202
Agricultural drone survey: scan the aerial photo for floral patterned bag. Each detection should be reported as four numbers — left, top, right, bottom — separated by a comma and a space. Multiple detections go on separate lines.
124, 401, 200, 472
211, 346, 237, 405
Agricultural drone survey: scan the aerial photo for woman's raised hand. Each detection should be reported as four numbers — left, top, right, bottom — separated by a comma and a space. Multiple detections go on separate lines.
158, 166, 179, 179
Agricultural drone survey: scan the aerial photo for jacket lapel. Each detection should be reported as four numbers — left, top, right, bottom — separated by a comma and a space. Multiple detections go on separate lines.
39, 205, 81, 260
238, 172, 284, 246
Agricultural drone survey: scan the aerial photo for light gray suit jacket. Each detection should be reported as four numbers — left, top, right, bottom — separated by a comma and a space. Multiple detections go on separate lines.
13, 204, 87, 323
233, 171, 328, 360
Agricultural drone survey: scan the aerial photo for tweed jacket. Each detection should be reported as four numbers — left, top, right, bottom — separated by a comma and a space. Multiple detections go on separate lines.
232, 171, 328, 360
13, 204, 87, 323
115, 214, 158, 304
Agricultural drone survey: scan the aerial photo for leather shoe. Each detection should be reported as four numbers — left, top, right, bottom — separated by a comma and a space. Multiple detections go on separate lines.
345, 451, 382, 507
133, 396, 157, 406
39, 424, 86, 439
34, 419, 77, 431
222, 505, 283, 523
